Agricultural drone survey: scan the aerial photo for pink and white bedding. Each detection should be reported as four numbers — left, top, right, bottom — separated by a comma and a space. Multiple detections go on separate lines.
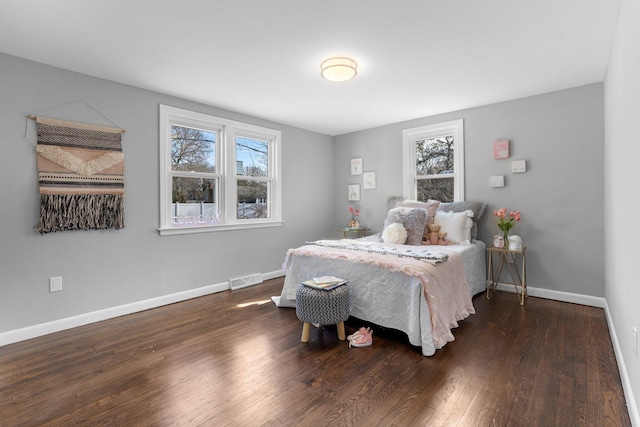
273, 238, 486, 356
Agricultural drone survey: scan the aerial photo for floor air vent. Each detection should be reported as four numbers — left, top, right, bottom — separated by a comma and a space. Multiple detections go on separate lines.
229, 273, 263, 290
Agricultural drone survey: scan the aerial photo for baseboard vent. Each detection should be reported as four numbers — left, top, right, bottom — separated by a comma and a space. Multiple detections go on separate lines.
229, 273, 263, 290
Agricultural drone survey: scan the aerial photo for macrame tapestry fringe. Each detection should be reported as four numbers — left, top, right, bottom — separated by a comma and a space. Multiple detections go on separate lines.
34, 116, 126, 234
37, 194, 125, 234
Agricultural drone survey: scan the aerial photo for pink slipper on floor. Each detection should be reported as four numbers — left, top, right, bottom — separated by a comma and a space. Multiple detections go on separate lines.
349, 329, 373, 348
347, 327, 370, 342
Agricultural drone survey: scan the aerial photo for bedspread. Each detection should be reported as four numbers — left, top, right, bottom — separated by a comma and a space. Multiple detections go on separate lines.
304, 239, 449, 264
282, 241, 475, 349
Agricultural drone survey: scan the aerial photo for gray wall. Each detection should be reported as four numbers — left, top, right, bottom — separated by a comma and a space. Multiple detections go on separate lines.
0, 53, 334, 334
0, 52, 607, 336
605, 0, 640, 420
334, 83, 605, 298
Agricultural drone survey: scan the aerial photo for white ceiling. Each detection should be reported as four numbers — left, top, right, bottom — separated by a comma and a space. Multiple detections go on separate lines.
0, 1, 621, 136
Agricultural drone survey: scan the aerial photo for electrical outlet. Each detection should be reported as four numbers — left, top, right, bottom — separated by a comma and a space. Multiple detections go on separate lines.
49, 276, 62, 292
634, 327, 638, 358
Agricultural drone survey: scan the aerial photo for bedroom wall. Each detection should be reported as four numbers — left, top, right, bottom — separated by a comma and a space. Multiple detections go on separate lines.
333, 83, 605, 298
0, 52, 334, 335
604, 0, 640, 421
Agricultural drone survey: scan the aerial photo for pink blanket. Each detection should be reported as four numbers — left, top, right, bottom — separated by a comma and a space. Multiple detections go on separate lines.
284, 243, 475, 348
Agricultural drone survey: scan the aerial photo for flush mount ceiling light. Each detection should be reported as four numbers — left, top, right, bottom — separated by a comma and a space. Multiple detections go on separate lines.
320, 57, 358, 81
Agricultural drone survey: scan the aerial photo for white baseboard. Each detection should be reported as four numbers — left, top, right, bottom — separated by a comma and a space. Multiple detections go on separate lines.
0, 269, 285, 348
262, 270, 285, 281
492, 282, 606, 308
604, 301, 640, 427
2, 271, 636, 425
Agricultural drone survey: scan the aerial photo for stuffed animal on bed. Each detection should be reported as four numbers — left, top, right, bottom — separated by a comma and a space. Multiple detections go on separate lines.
424, 224, 449, 245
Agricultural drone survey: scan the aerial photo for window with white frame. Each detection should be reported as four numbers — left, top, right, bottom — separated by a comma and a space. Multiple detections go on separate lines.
402, 119, 464, 202
159, 105, 282, 235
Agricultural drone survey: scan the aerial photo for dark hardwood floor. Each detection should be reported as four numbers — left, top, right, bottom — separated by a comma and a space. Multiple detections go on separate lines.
0, 278, 631, 426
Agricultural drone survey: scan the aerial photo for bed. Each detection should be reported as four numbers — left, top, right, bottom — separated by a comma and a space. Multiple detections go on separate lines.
272, 199, 487, 356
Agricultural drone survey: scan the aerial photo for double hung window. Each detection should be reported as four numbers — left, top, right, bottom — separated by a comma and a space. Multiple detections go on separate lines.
159, 105, 281, 235
402, 119, 464, 202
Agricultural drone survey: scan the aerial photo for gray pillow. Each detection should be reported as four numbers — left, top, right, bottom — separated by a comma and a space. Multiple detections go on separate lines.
384, 207, 428, 246
438, 201, 487, 239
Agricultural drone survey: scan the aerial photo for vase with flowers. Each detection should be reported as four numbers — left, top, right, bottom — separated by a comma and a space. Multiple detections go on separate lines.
348, 206, 360, 228
493, 208, 521, 248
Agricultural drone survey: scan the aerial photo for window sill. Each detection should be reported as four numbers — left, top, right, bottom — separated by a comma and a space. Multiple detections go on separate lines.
158, 220, 284, 236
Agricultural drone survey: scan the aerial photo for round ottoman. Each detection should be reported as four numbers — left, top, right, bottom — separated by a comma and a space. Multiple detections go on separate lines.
295, 283, 351, 343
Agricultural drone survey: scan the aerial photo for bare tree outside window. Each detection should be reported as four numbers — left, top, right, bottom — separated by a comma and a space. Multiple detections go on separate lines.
236, 137, 270, 219
416, 135, 455, 202
171, 125, 215, 173
170, 125, 218, 216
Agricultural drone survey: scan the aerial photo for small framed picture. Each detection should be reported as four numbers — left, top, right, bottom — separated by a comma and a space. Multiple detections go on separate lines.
493, 139, 510, 159
348, 184, 361, 201
350, 157, 363, 175
363, 171, 376, 189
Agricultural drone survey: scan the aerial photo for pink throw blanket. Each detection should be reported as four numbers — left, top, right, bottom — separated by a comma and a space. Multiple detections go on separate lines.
284, 243, 475, 348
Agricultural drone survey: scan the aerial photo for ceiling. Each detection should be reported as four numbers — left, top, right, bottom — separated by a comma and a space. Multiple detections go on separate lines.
0, 1, 621, 136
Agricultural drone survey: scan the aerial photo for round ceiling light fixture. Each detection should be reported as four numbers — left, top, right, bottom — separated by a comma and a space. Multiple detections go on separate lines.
320, 57, 358, 81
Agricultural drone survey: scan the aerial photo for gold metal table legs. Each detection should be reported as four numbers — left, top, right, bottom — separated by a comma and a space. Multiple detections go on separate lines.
486, 247, 527, 305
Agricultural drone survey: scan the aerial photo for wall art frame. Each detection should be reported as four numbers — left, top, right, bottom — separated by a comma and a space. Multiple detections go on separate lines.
363, 171, 376, 189
350, 157, 363, 175
493, 139, 510, 159
348, 184, 361, 201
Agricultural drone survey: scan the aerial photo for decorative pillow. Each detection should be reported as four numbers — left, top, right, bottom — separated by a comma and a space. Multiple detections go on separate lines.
384, 207, 428, 246
434, 209, 474, 245
438, 201, 487, 239
395, 199, 440, 224
381, 222, 408, 244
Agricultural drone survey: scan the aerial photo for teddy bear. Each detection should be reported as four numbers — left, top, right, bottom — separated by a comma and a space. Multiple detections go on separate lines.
424, 224, 448, 245
437, 231, 449, 245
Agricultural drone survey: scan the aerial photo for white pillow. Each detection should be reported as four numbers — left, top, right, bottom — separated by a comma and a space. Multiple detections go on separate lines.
381, 222, 408, 244
434, 210, 474, 245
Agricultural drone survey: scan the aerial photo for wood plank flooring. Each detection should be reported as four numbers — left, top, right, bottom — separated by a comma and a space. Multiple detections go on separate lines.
0, 278, 631, 426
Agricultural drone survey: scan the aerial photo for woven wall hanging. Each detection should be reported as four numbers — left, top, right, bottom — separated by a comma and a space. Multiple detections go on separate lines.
34, 116, 125, 233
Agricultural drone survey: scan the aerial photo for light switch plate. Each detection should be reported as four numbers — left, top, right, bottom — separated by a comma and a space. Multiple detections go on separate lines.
512, 160, 527, 173
491, 175, 504, 188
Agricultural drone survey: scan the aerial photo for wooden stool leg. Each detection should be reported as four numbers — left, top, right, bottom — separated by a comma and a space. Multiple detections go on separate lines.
301, 322, 311, 342
337, 321, 346, 341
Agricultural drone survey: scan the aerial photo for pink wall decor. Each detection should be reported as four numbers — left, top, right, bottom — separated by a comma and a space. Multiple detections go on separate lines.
493, 139, 510, 159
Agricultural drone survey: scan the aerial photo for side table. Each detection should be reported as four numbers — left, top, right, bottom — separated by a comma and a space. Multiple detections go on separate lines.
338, 227, 370, 238
486, 246, 527, 305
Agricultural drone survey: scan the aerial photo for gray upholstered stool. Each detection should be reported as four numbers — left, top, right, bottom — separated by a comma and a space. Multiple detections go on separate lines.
295, 283, 351, 342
